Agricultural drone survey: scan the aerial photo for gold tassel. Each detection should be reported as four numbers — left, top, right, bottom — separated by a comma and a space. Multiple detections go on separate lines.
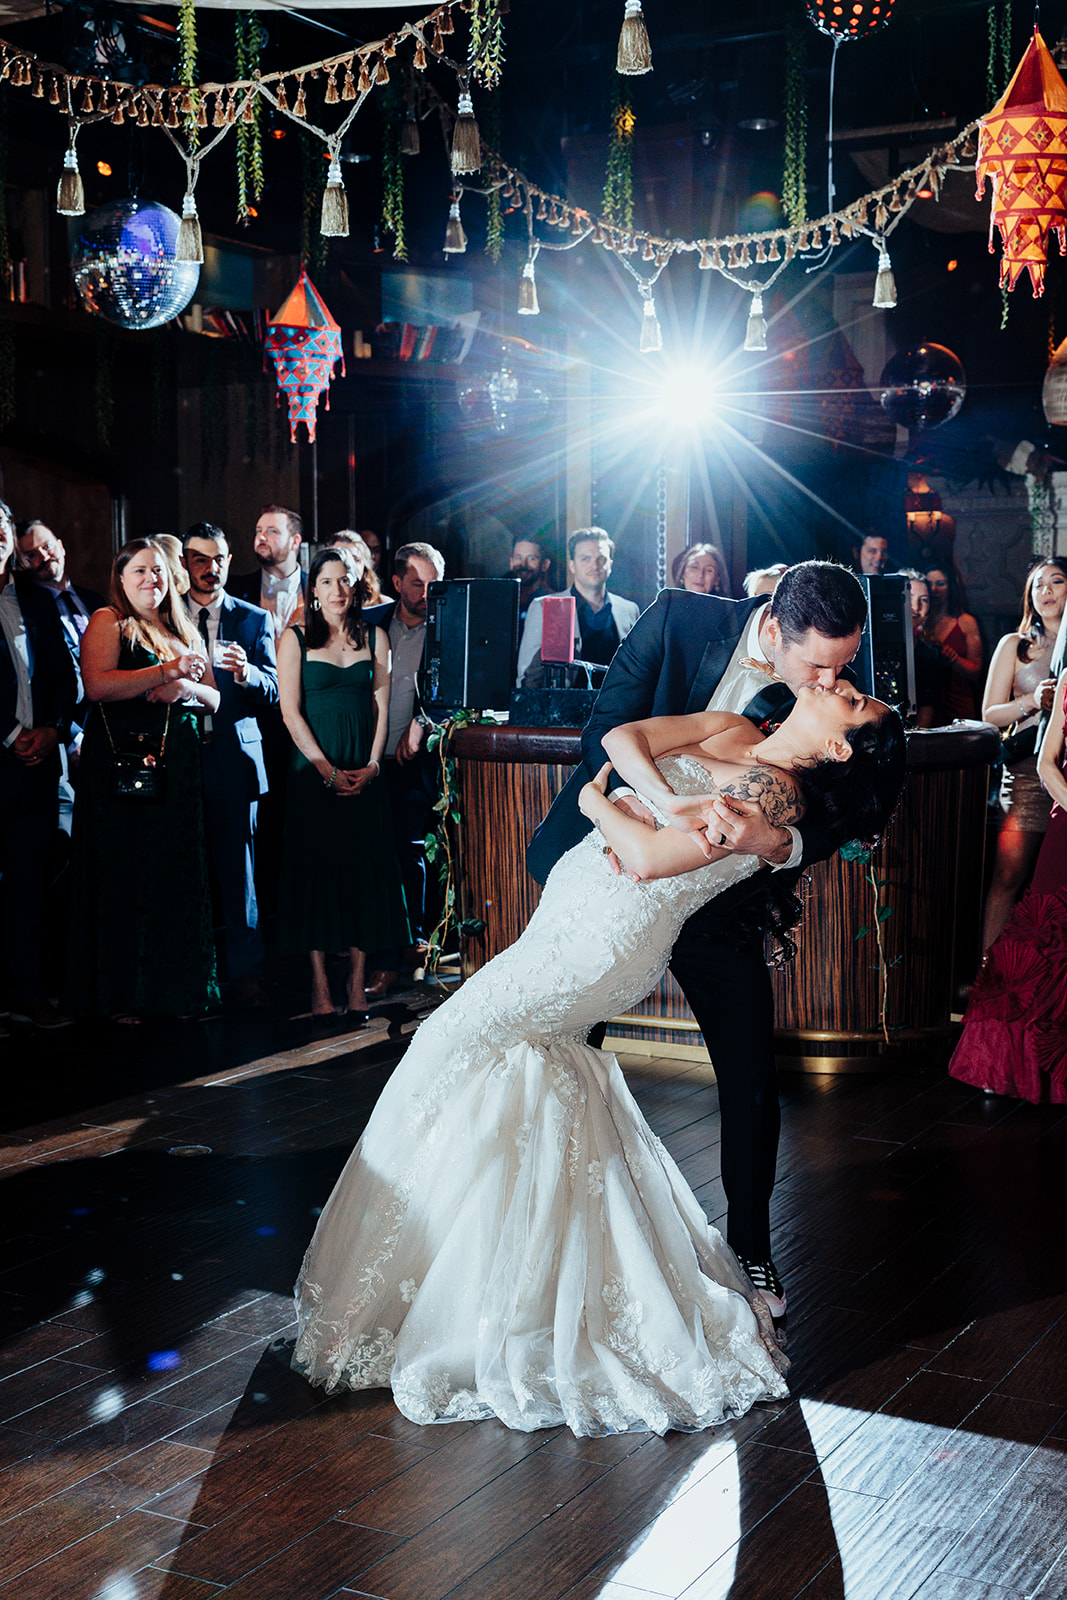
294, 74, 307, 117
240, 92, 255, 123
176, 190, 204, 263
443, 195, 467, 254
518, 257, 539, 314
744, 289, 767, 352
342, 60, 357, 99
414, 40, 428, 70
401, 111, 421, 155
639, 294, 662, 353
31, 70, 43, 99
276, 80, 289, 113
81, 80, 95, 113
767, 236, 781, 261
165, 95, 180, 128
56, 144, 84, 217
439, 7, 454, 33
376, 59, 390, 86
179, 88, 195, 116
617, 0, 652, 75
358, 59, 372, 93
325, 69, 339, 105
48, 76, 60, 106
112, 99, 125, 126
873, 242, 897, 309
321, 157, 349, 237
136, 97, 150, 128
698, 244, 712, 269
536, 193, 547, 221
383, 33, 398, 57
451, 87, 481, 174
224, 92, 237, 124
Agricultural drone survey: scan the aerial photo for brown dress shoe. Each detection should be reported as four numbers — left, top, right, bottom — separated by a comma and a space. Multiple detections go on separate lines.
365, 970, 399, 998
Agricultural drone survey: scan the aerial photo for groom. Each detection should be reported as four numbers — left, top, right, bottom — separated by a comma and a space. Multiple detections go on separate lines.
527, 560, 869, 1318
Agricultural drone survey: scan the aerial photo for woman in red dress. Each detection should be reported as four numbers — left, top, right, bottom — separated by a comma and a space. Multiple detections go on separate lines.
949, 668, 1067, 1102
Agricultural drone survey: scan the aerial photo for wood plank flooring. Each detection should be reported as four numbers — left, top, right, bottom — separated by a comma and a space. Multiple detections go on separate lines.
1, 982, 1065, 1600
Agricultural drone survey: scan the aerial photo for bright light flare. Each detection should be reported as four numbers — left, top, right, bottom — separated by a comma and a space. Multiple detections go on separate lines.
648, 364, 720, 427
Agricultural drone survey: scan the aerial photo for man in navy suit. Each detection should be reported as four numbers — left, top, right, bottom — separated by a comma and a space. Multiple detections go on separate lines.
183, 525, 279, 1007
0, 500, 78, 1030
528, 562, 871, 1318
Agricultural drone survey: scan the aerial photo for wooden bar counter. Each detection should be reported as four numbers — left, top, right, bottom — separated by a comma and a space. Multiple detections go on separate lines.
453, 721, 999, 1070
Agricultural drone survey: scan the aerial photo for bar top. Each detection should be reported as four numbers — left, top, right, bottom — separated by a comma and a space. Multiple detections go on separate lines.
453, 719, 1001, 772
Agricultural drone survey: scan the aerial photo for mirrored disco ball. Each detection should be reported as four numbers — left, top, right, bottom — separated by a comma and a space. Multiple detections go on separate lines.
879, 343, 966, 431
456, 365, 551, 435
71, 198, 199, 330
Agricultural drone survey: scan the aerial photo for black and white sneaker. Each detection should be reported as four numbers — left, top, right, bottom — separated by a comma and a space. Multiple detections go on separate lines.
736, 1255, 787, 1320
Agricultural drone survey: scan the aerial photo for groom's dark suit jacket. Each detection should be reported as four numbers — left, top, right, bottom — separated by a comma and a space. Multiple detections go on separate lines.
526, 590, 841, 925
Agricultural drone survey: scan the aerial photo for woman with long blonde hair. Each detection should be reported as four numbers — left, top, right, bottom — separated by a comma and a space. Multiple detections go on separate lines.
66, 538, 220, 1021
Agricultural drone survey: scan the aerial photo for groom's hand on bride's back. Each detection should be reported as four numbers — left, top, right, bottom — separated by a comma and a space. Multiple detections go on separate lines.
704, 794, 792, 865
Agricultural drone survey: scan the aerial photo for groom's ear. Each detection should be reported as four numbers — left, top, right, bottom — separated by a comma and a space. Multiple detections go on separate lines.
762, 614, 781, 651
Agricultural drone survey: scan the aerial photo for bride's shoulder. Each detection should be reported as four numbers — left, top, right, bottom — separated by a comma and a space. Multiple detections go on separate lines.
717, 762, 805, 827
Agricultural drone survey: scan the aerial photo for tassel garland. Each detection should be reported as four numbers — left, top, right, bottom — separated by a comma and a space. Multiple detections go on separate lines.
321, 156, 350, 236
56, 143, 84, 216
617, 0, 652, 76
744, 289, 767, 351
451, 87, 482, 173
175, 190, 204, 263
443, 195, 467, 253
873, 242, 897, 309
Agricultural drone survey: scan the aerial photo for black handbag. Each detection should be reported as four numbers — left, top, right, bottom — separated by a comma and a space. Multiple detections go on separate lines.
99, 703, 171, 802
1001, 719, 1039, 765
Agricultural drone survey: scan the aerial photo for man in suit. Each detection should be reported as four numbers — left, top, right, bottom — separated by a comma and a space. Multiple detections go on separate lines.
516, 528, 640, 687
229, 505, 306, 640
0, 500, 78, 1030
183, 524, 279, 1007
507, 536, 554, 628
527, 560, 869, 1318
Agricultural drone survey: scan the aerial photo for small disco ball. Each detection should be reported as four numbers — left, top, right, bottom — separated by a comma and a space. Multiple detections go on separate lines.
71, 197, 199, 330
456, 365, 551, 436
879, 343, 966, 431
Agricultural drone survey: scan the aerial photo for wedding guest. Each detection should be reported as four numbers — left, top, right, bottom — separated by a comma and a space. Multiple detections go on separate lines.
673, 543, 729, 596
743, 565, 788, 599
925, 564, 983, 721
978, 559, 1065, 951
67, 538, 219, 1022
898, 569, 939, 728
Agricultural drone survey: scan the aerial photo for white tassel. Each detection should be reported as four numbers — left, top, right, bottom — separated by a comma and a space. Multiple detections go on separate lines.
518, 257, 539, 315
321, 156, 350, 237
175, 190, 203, 264
639, 294, 662, 352
744, 289, 767, 351
443, 196, 467, 254
617, 0, 652, 75
873, 242, 897, 309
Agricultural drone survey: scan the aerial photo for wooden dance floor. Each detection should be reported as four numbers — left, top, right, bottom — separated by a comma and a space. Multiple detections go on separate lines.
1, 984, 1066, 1600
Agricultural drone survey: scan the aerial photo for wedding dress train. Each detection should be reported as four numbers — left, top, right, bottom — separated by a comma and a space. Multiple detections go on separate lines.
292, 757, 789, 1437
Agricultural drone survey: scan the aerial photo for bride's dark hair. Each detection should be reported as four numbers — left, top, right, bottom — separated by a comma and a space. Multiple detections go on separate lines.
795, 706, 907, 849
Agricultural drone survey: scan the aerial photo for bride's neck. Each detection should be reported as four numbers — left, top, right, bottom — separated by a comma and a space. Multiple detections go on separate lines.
739, 726, 815, 771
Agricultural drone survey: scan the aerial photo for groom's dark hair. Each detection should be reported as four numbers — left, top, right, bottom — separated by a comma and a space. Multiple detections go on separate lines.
769, 560, 867, 642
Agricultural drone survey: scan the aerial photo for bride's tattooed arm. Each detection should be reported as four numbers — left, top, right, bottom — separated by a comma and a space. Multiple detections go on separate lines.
717, 767, 805, 830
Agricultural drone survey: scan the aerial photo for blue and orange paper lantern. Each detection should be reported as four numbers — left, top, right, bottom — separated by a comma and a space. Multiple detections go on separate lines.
264, 268, 344, 443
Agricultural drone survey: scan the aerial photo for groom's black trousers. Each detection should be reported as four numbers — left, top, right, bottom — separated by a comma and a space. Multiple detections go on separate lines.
668, 921, 780, 1263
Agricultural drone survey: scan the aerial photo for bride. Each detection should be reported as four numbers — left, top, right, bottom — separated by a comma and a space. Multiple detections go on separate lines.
292, 684, 905, 1437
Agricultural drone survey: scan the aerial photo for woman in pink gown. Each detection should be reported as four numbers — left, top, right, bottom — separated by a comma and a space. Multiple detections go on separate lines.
949, 670, 1067, 1102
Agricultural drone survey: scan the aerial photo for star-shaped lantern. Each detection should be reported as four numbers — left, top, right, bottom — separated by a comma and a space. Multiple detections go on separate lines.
977, 29, 1067, 296
264, 268, 344, 443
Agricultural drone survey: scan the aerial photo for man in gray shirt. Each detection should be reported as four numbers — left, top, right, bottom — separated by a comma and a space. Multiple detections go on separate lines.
367, 541, 445, 996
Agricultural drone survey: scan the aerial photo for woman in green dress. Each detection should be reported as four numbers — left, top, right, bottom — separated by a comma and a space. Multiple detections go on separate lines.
68, 538, 220, 1021
278, 546, 409, 1021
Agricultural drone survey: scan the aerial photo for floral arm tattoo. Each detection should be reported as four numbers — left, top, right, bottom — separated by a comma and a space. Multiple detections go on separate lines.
717, 767, 805, 828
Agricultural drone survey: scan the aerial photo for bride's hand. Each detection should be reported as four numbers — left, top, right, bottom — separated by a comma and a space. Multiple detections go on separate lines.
590, 760, 612, 793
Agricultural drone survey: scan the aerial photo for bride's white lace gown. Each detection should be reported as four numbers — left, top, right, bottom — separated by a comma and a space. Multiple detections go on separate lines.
293, 756, 789, 1436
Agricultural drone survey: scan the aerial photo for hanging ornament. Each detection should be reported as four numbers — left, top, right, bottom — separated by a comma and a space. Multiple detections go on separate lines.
873, 239, 897, 307
263, 268, 344, 444
518, 251, 539, 315
443, 193, 467, 254
56, 130, 84, 217
617, 0, 652, 75
977, 29, 1067, 296
71, 198, 199, 330
805, 0, 896, 42
451, 80, 482, 174
175, 186, 203, 264
321, 151, 349, 237
744, 289, 767, 351
639, 288, 662, 352
879, 343, 966, 431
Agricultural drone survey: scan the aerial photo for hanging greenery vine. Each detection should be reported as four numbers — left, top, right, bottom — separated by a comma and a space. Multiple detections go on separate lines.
469, 0, 505, 90
234, 14, 265, 225
177, 0, 199, 140
840, 839, 898, 1044
423, 711, 489, 984
381, 79, 407, 261
986, 1, 1013, 101
782, 21, 808, 226
300, 130, 328, 271
0, 83, 13, 433
602, 77, 634, 229
483, 89, 504, 260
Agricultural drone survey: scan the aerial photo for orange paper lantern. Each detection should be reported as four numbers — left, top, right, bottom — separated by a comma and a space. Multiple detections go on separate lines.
976, 29, 1067, 296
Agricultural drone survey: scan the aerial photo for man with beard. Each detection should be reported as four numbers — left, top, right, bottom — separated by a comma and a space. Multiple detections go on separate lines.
183, 524, 278, 1007
508, 536, 554, 628
230, 506, 306, 639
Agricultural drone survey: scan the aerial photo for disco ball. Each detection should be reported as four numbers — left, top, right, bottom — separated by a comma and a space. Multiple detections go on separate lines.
456, 365, 551, 435
71, 198, 199, 330
879, 343, 966, 432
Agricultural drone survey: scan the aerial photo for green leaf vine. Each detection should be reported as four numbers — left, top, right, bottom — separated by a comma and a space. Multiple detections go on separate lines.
178, 0, 199, 141
469, 0, 506, 91
986, 1, 1013, 103
603, 78, 634, 230
423, 710, 490, 983
235, 14, 265, 225
840, 838, 898, 1044
483, 89, 503, 261
782, 21, 808, 226
381, 80, 407, 261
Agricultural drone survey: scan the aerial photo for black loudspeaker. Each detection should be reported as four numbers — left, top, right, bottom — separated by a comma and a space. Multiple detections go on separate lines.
853, 574, 916, 720
423, 578, 520, 712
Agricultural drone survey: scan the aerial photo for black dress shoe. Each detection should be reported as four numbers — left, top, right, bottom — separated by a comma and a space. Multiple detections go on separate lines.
346, 1010, 370, 1029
